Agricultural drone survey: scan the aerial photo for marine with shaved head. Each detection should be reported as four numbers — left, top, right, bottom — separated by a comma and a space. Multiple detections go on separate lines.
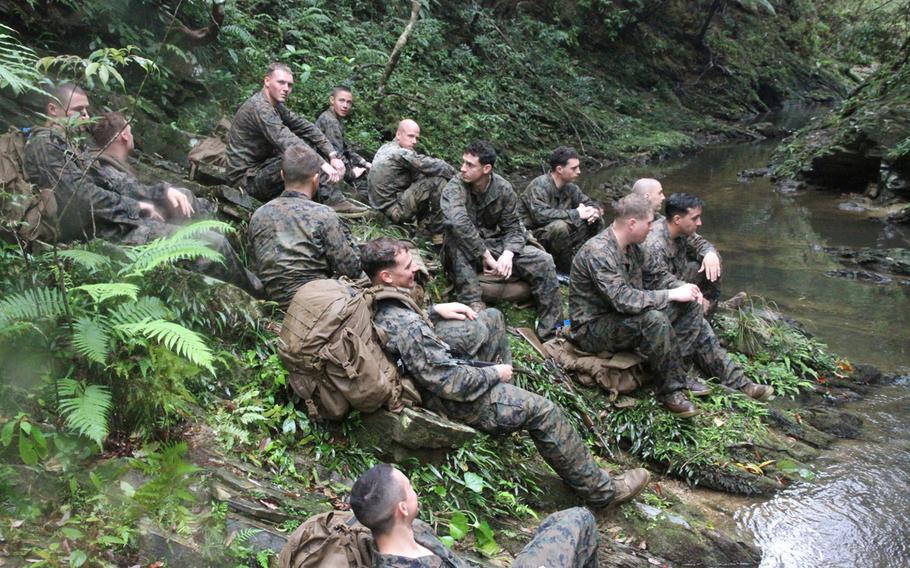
367, 119, 455, 228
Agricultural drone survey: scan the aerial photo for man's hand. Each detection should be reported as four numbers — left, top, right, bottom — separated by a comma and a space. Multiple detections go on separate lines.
698, 251, 721, 282
433, 302, 477, 321
321, 162, 342, 183
483, 250, 498, 273
165, 187, 194, 218
137, 201, 164, 222
576, 203, 596, 221
494, 250, 514, 280
330, 157, 346, 178
352, 166, 367, 179
668, 283, 703, 303
495, 364, 513, 382
365, 161, 372, 169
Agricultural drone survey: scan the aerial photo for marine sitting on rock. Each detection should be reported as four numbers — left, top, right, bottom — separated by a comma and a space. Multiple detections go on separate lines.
248, 145, 363, 309
569, 193, 772, 418
363, 236, 649, 509
351, 463, 601, 568
314, 85, 371, 184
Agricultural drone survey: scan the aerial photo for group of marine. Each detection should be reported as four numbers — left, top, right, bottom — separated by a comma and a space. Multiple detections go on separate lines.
23, 62, 774, 567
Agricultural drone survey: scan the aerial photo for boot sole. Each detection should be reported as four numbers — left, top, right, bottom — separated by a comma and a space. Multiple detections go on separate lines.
688, 388, 711, 397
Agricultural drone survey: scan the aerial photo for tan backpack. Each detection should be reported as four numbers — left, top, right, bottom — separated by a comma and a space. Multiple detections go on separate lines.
0, 127, 57, 243
542, 337, 648, 401
278, 279, 422, 421
278, 511, 375, 568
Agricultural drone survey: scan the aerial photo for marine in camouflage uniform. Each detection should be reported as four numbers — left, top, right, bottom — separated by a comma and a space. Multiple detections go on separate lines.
225, 87, 345, 205
248, 188, 363, 309
520, 173, 604, 273
440, 171, 564, 339
367, 137, 455, 225
375, 507, 598, 568
644, 213, 721, 304
374, 293, 617, 508
315, 108, 369, 184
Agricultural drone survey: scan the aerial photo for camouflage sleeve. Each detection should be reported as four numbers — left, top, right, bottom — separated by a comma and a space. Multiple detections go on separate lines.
521, 178, 578, 227
315, 112, 344, 156
686, 232, 717, 263
92, 162, 168, 204
643, 236, 685, 291
401, 149, 455, 179
383, 307, 500, 402
497, 183, 527, 253
440, 177, 487, 260
323, 215, 364, 280
568, 184, 601, 210
590, 249, 669, 314
277, 105, 336, 160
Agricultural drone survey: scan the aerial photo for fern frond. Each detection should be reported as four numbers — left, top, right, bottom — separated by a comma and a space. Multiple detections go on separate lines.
121, 239, 224, 277
71, 316, 111, 364
73, 283, 139, 304
108, 296, 170, 327
221, 24, 256, 45
0, 24, 40, 95
0, 286, 67, 328
116, 319, 213, 371
57, 378, 112, 448
168, 220, 235, 241
53, 249, 112, 272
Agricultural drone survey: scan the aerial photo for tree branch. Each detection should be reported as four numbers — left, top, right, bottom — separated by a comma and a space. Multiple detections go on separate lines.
378, 0, 421, 98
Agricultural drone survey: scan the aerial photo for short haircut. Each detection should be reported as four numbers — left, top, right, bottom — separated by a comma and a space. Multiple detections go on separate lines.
613, 193, 653, 221
330, 85, 352, 97
281, 145, 322, 184
665, 193, 705, 220
46, 83, 86, 108
464, 140, 496, 167
631, 178, 661, 197
549, 146, 578, 171
92, 111, 128, 147
265, 62, 292, 77
360, 237, 409, 280
350, 463, 406, 537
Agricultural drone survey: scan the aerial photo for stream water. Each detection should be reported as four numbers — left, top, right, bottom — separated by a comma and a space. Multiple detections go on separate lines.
581, 138, 910, 567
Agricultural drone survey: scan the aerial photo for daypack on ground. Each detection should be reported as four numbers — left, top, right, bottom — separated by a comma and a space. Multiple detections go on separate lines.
278, 279, 422, 420
278, 510, 374, 568
0, 127, 57, 243
543, 337, 648, 400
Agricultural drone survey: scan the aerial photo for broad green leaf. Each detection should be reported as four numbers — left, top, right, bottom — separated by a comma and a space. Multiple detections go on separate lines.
60, 527, 83, 539
1, 421, 14, 446
31, 427, 48, 459
473, 521, 500, 556
448, 511, 469, 541
18, 432, 37, 466
463, 471, 484, 493
69, 549, 87, 568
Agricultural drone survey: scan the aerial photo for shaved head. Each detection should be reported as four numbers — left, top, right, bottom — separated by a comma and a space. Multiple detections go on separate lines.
632, 178, 665, 210
395, 119, 420, 150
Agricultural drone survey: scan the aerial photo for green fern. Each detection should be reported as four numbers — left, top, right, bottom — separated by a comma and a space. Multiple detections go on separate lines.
71, 316, 111, 364
0, 24, 40, 95
57, 378, 112, 449
108, 296, 170, 327
116, 319, 214, 372
122, 239, 224, 277
73, 283, 140, 304
221, 24, 256, 45
168, 220, 235, 241
0, 286, 67, 328
53, 249, 112, 272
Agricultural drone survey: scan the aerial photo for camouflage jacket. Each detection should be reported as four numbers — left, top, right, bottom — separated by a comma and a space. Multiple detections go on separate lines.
519, 173, 599, 229
248, 189, 362, 308
367, 140, 455, 211
314, 109, 368, 170
373, 292, 501, 408
440, 173, 526, 261
87, 153, 169, 205
224, 90, 335, 185
23, 126, 142, 242
569, 227, 669, 327
374, 529, 468, 568
642, 215, 716, 291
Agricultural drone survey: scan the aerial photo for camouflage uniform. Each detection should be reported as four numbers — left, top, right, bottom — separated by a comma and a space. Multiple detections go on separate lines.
367, 140, 455, 224
314, 108, 369, 184
643, 214, 720, 303
440, 173, 564, 339
374, 296, 615, 507
248, 189, 363, 309
225, 90, 344, 205
569, 229, 747, 396
519, 173, 604, 273
376, 507, 598, 567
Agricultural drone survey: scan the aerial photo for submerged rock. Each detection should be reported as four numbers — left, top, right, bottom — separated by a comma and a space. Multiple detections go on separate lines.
824, 246, 910, 280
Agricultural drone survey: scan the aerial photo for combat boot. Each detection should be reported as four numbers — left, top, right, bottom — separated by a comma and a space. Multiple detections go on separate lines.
661, 391, 698, 417
330, 199, 370, 215
608, 468, 651, 507
685, 377, 711, 397
741, 381, 774, 401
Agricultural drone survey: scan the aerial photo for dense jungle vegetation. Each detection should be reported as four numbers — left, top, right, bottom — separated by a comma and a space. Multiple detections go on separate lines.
1, 0, 907, 565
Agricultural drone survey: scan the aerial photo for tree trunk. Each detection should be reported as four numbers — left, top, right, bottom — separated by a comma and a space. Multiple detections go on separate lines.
696, 0, 725, 48
378, 0, 422, 98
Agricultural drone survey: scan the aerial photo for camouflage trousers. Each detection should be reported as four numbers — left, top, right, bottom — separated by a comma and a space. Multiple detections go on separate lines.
242, 155, 345, 205
532, 218, 604, 274
512, 507, 598, 568
572, 301, 747, 396
681, 259, 721, 304
435, 382, 615, 507
446, 241, 564, 340
382, 175, 448, 230
435, 307, 512, 365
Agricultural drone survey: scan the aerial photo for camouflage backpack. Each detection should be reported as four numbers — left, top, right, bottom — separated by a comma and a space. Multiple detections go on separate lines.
0, 127, 57, 243
278, 279, 422, 420
278, 511, 375, 568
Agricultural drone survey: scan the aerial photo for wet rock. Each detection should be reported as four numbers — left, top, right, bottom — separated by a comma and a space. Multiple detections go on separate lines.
852, 364, 883, 385
137, 518, 205, 565
887, 204, 910, 224
692, 463, 782, 496
824, 246, 910, 278
765, 408, 834, 449
804, 408, 863, 439
774, 178, 805, 194
738, 167, 770, 181
825, 269, 892, 284
837, 199, 868, 213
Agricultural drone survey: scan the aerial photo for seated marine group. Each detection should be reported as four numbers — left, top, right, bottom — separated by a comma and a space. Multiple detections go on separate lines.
23, 62, 774, 566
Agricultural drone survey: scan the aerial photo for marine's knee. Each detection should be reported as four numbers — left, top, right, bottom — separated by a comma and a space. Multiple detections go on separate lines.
641, 310, 671, 332
547, 220, 572, 239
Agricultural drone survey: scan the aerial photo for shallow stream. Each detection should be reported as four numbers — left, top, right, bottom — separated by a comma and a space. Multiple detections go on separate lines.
581, 138, 910, 567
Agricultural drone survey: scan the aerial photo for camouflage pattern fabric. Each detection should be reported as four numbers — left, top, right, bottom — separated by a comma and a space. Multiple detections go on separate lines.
440, 173, 563, 339
643, 214, 721, 303
376, 507, 598, 568
249, 189, 363, 308
519, 173, 603, 271
570, 229, 746, 395
314, 108, 369, 183
367, 140, 454, 221
432, 306, 513, 366
224, 91, 344, 204
374, 299, 615, 507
